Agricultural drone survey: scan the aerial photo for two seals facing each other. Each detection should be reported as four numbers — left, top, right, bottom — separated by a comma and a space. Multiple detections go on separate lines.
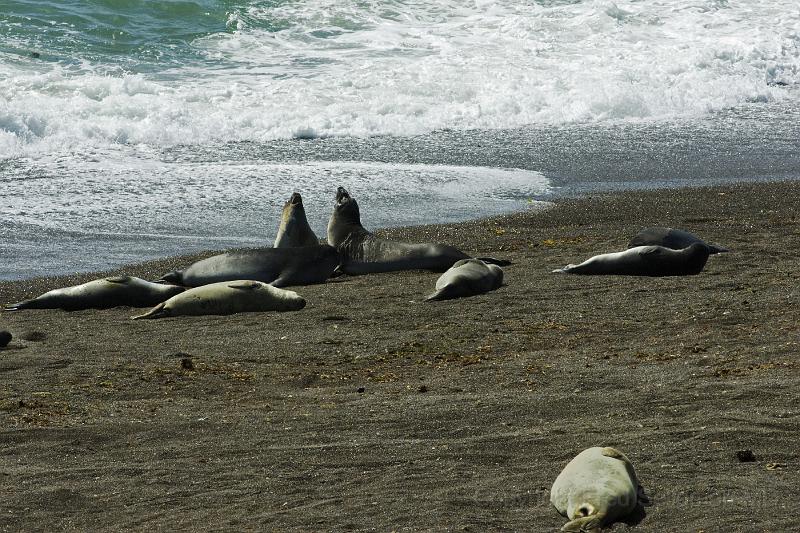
327, 186, 509, 275
553, 243, 711, 276
426, 259, 504, 301
628, 227, 729, 254
551, 447, 648, 532
132, 280, 305, 319
4, 276, 185, 311
159, 244, 340, 288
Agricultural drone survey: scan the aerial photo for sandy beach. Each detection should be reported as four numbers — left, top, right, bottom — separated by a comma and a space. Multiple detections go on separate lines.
1, 180, 798, 532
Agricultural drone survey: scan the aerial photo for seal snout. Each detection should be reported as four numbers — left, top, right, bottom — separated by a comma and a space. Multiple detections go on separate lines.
289, 192, 303, 206
335, 186, 351, 204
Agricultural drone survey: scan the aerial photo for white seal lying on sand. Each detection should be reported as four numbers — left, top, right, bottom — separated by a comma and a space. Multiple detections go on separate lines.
551, 446, 647, 532
327, 186, 509, 275
552, 243, 711, 276
132, 280, 305, 319
426, 259, 504, 301
274, 192, 319, 248
628, 227, 729, 254
5, 276, 185, 311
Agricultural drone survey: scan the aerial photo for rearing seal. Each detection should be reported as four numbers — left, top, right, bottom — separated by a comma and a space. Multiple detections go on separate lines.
327, 186, 509, 275
274, 192, 319, 248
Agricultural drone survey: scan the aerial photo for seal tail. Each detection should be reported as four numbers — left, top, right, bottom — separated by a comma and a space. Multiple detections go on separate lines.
4, 299, 35, 311
476, 257, 511, 267
708, 244, 730, 254
425, 286, 455, 302
131, 303, 169, 320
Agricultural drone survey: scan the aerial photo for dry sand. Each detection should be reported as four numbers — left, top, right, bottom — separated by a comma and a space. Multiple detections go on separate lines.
1, 181, 798, 531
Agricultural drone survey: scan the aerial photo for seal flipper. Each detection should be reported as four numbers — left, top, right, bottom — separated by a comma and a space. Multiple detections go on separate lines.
476, 256, 511, 267
561, 514, 604, 532
157, 270, 184, 285
131, 302, 170, 320
105, 276, 132, 284
228, 281, 261, 290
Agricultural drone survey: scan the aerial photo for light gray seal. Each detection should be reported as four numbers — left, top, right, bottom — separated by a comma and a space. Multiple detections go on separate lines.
552, 243, 711, 276
426, 259, 504, 301
4, 276, 185, 311
628, 227, 728, 254
158, 245, 340, 288
274, 192, 319, 248
327, 186, 509, 275
551, 447, 648, 532
132, 280, 305, 319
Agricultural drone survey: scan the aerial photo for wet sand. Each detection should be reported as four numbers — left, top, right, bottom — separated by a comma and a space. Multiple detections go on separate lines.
1, 180, 798, 531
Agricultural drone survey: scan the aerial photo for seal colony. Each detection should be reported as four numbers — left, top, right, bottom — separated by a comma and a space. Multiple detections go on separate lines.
0, 180, 756, 531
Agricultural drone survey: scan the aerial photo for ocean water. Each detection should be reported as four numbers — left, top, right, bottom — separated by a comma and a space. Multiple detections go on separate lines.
1, 0, 799, 280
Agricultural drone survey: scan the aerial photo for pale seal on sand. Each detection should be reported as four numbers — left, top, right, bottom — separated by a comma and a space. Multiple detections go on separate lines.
4, 276, 185, 311
551, 447, 647, 532
552, 243, 711, 276
132, 280, 305, 319
158, 245, 340, 288
628, 227, 729, 254
426, 259, 504, 301
274, 192, 319, 248
327, 186, 509, 275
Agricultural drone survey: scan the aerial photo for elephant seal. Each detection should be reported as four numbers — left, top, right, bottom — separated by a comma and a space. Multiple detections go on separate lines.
426, 259, 504, 301
158, 245, 340, 288
628, 227, 729, 254
132, 280, 305, 319
274, 192, 319, 248
551, 447, 647, 532
327, 186, 509, 275
552, 243, 711, 276
4, 276, 185, 311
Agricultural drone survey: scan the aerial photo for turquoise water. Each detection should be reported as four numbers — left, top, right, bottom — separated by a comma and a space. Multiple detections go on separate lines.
1, 1, 800, 279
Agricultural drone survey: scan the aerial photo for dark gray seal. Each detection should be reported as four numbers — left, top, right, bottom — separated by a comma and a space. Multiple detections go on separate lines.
327, 186, 509, 275
4, 276, 185, 311
274, 192, 319, 248
628, 227, 729, 254
552, 243, 711, 276
426, 259, 504, 301
158, 245, 340, 288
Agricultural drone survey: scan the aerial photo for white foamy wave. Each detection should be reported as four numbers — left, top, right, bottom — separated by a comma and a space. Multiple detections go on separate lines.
2, 0, 800, 156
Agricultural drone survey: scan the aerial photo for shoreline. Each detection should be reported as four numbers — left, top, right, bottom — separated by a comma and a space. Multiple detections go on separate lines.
1, 180, 798, 531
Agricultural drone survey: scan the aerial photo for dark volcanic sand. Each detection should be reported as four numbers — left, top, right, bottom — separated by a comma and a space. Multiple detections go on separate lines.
1, 181, 798, 531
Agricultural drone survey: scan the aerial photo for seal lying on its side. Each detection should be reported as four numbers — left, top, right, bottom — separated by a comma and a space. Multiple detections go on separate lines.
327, 186, 509, 275
4, 276, 185, 311
426, 259, 504, 301
552, 243, 711, 277
628, 227, 729, 254
551, 447, 647, 532
132, 280, 305, 319
158, 245, 340, 288
274, 192, 319, 248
